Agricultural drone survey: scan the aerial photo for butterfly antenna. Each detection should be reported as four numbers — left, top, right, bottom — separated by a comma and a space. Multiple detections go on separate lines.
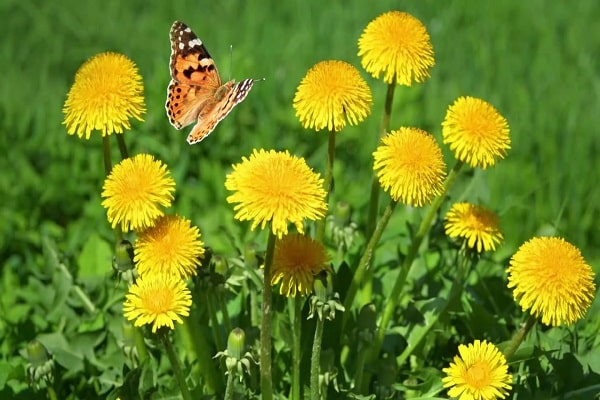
228, 44, 233, 81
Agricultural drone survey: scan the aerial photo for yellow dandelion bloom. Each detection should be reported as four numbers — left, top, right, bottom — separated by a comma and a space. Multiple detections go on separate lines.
442, 340, 512, 400
101, 154, 175, 232
373, 127, 446, 207
271, 234, 331, 297
225, 149, 327, 238
358, 11, 435, 86
123, 273, 192, 333
444, 202, 503, 253
63, 52, 145, 139
507, 237, 596, 326
442, 96, 510, 169
134, 215, 204, 280
293, 60, 372, 132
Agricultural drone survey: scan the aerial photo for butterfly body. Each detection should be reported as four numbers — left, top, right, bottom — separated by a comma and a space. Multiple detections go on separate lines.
166, 21, 254, 144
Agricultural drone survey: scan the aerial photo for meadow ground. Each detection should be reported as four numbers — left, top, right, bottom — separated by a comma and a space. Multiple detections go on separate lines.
1, 1, 599, 399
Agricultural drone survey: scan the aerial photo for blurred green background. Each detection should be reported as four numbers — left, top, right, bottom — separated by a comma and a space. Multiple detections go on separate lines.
1, 0, 599, 272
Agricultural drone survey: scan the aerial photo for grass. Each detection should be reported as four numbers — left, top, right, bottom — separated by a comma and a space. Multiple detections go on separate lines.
1, 0, 599, 398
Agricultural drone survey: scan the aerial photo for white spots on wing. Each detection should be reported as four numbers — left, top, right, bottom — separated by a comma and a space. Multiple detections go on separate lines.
178, 42, 185, 50
188, 38, 203, 47
183, 27, 191, 33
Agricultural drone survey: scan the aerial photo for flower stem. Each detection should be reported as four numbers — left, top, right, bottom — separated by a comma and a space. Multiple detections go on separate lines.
316, 129, 336, 242
116, 133, 129, 160
102, 136, 112, 176
179, 319, 223, 393
310, 315, 325, 400
219, 290, 233, 335
161, 331, 193, 400
205, 291, 225, 351
290, 296, 303, 400
342, 200, 397, 328
260, 229, 277, 400
132, 327, 149, 364
360, 161, 463, 392
396, 249, 470, 367
365, 82, 396, 239
504, 314, 537, 361
224, 369, 235, 400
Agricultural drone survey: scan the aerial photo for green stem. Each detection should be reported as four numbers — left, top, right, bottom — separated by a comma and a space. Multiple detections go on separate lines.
291, 296, 303, 400
205, 291, 225, 352
161, 331, 193, 400
504, 314, 537, 361
179, 320, 223, 393
310, 315, 325, 400
365, 82, 396, 239
102, 136, 112, 177
395, 250, 470, 367
316, 129, 336, 242
353, 344, 368, 393
116, 133, 129, 160
224, 370, 235, 400
47, 384, 58, 400
132, 327, 149, 364
342, 200, 397, 327
360, 161, 463, 392
260, 230, 277, 400
219, 290, 233, 335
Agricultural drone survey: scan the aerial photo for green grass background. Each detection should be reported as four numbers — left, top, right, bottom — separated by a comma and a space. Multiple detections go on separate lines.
1, 1, 599, 299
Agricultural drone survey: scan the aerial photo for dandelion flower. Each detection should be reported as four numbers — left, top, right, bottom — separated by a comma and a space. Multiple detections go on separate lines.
358, 11, 434, 86
225, 149, 327, 238
442, 97, 510, 169
101, 154, 175, 232
444, 202, 503, 252
373, 127, 446, 207
442, 340, 512, 400
134, 215, 204, 280
293, 60, 372, 132
272, 234, 331, 297
123, 273, 192, 333
507, 237, 596, 326
63, 52, 145, 139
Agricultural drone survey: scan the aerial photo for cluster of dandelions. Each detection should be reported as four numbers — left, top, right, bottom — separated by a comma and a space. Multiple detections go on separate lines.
292, 9, 596, 400
60, 10, 597, 400
63, 53, 204, 334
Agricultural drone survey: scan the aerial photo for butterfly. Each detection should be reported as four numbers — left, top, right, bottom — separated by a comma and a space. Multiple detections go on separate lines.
165, 21, 255, 144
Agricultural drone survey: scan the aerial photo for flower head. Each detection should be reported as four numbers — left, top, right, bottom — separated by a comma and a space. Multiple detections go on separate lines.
225, 149, 327, 238
444, 202, 503, 252
101, 154, 175, 232
134, 215, 204, 280
63, 52, 145, 139
442, 97, 510, 169
507, 237, 596, 326
272, 234, 331, 297
293, 60, 372, 132
358, 11, 435, 86
123, 273, 192, 333
442, 340, 512, 400
373, 127, 446, 206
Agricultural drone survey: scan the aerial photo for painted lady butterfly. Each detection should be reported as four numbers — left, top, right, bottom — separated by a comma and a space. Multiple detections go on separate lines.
166, 21, 254, 144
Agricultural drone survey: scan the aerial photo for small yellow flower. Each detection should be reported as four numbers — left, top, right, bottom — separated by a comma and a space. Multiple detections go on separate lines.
442, 97, 510, 169
293, 60, 372, 132
507, 237, 596, 326
442, 340, 512, 400
63, 52, 145, 139
444, 203, 503, 252
123, 273, 192, 333
272, 234, 331, 297
225, 149, 327, 238
358, 11, 435, 86
101, 154, 175, 232
134, 215, 204, 280
373, 127, 446, 207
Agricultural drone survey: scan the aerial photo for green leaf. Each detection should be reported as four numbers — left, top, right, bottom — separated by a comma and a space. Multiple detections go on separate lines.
77, 233, 112, 278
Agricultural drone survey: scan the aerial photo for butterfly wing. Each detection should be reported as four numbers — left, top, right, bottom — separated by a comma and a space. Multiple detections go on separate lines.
186, 78, 255, 144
